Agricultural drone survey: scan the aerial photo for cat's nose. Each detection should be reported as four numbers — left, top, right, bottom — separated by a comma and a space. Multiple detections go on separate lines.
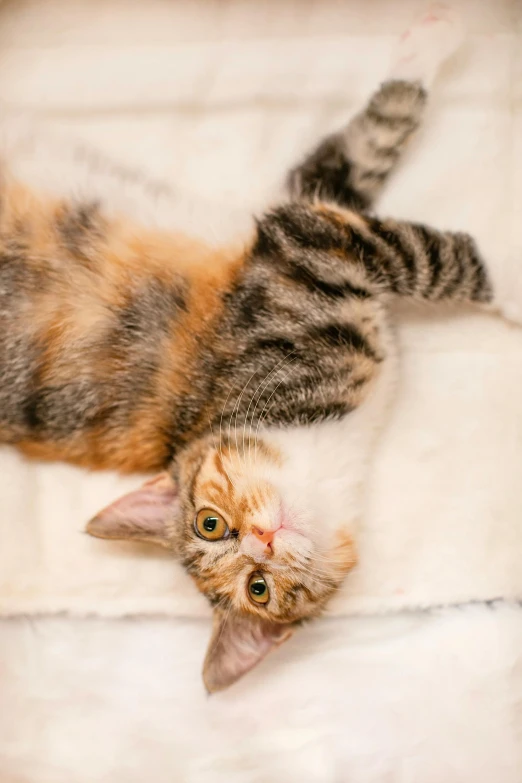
252, 526, 275, 547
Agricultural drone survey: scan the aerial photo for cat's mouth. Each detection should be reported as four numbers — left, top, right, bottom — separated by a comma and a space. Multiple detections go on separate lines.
241, 520, 310, 564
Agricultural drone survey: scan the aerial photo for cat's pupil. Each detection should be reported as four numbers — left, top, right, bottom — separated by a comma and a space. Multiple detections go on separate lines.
203, 517, 218, 532
251, 582, 266, 596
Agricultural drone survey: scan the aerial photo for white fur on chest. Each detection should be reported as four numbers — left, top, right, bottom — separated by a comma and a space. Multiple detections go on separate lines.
263, 335, 399, 542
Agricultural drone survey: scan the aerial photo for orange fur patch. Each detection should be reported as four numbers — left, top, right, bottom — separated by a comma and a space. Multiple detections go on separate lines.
1, 177, 247, 471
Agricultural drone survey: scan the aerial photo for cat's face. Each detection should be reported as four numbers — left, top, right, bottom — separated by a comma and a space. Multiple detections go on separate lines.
87, 431, 357, 691
176, 434, 357, 622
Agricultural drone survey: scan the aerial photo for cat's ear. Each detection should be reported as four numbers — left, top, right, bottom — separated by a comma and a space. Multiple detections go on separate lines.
203, 609, 294, 693
85, 472, 179, 549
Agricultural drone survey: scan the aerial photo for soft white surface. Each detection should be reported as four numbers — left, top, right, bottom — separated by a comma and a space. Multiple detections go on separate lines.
0, 0, 522, 780
2, 607, 522, 783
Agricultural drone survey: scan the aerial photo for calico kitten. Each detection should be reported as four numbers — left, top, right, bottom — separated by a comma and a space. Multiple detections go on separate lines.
0, 7, 502, 689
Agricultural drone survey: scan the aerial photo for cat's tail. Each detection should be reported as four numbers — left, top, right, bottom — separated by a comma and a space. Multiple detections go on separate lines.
286, 3, 464, 212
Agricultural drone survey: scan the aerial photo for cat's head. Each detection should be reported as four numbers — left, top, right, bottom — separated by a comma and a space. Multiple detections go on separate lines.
86, 430, 356, 691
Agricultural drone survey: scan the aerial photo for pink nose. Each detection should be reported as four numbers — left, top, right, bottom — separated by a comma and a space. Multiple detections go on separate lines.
251, 527, 275, 547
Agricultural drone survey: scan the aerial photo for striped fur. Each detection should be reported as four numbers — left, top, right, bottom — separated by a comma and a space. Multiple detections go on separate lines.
1, 74, 496, 690
1, 80, 491, 471
287, 80, 427, 211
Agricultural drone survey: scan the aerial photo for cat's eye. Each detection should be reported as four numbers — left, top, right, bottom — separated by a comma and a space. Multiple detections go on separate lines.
248, 573, 269, 605
195, 509, 229, 541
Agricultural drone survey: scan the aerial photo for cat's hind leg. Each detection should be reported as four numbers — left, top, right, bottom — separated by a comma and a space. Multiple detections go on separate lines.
390, 5, 522, 327
287, 3, 465, 212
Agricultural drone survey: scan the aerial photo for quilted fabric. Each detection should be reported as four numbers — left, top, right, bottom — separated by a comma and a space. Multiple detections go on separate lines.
0, 1, 521, 780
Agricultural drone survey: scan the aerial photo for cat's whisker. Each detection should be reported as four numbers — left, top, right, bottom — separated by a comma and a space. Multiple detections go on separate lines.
207, 416, 221, 461
207, 415, 241, 496
229, 366, 262, 468
242, 358, 288, 471
282, 560, 336, 590
298, 559, 350, 585
250, 353, 300, 469
255, 364, 329, 450
301, 549, 346, 563
297, 554, 346, 573
255, 362, 326, 434
252, 362, 309, 465
305, 575, 336, 590
242, 352, 297, 470
251, 356, 299, 466
213, 423, 238, 495
300, 564, 339, 582
237, 363, 281, 471
292, 546, 344, 570
305, 549, 355, 568
291, 565, 338, 590
216, 376, 248, 493
236, 360, 283, 472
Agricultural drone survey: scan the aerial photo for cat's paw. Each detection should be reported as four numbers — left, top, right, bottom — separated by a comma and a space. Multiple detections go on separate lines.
389, 3, 465, 87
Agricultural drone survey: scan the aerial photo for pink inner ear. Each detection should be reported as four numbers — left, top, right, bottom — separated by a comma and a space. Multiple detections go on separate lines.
203, 612, 294, 693
86, 471, 178, 546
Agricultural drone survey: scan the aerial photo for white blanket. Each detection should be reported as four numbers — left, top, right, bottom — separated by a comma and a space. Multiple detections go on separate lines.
0, 0, 521, 780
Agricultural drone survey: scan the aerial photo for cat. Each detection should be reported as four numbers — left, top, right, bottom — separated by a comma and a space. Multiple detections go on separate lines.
0, 6, 509, 690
